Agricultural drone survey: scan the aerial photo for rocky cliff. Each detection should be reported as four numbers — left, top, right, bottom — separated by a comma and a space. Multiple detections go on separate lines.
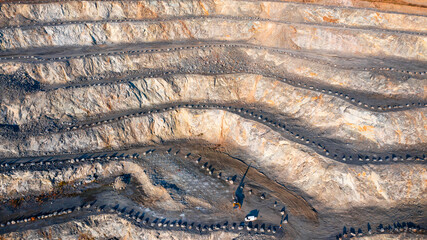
0, 1, 426, 240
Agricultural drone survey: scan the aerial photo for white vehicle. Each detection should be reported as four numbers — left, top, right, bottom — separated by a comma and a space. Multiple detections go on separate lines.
245, 215, 258, 222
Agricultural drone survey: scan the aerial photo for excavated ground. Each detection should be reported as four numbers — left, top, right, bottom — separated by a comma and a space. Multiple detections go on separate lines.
0, 0, 426, 240
0, 142, 425, 239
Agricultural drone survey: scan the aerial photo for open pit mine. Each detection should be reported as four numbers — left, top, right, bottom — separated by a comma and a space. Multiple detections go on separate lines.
0, 0, 426, 239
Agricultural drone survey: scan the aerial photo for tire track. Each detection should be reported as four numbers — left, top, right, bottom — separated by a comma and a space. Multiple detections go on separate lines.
0, 144, 318, 221
0, 148, 286, 234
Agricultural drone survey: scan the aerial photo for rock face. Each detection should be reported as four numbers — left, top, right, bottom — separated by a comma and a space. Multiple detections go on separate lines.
0, 1, 426, 240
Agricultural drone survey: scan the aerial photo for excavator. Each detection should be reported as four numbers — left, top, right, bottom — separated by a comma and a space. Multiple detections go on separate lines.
232, 164, 251, 209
